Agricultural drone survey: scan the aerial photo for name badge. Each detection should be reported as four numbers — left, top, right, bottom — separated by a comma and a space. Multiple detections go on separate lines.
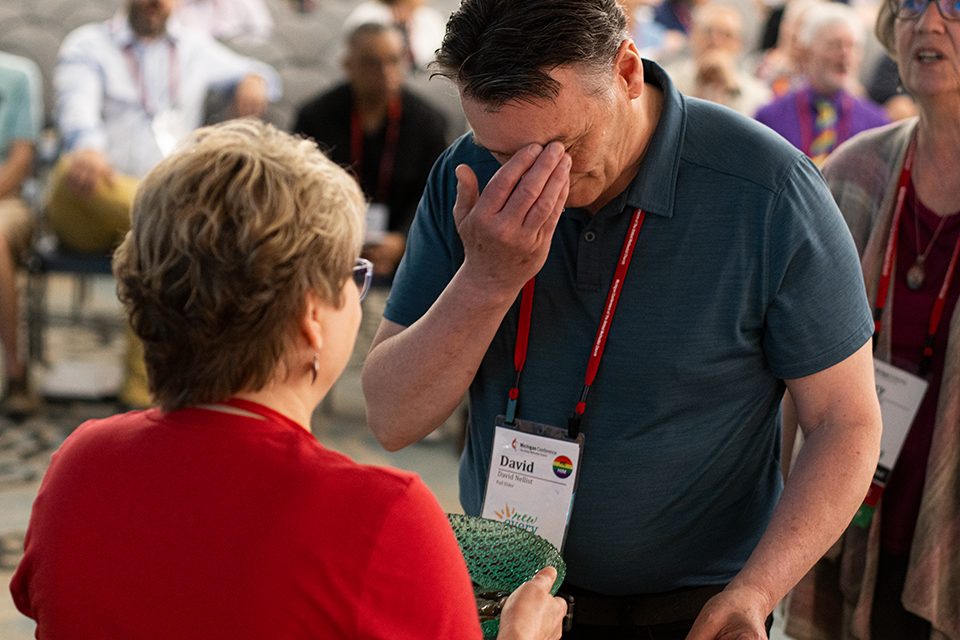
853, 359, 929, 527
481, 416, 584, 551
365, 203, 389, 244
874, 359, 928, 478
151, 110, 189, 158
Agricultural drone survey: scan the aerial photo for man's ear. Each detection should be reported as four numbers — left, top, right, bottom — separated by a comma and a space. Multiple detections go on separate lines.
614, 39, 646, 99
299, 291, 326, 354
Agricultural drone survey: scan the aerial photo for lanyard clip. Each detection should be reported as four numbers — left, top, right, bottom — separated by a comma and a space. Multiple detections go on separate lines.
567, 398, 587, 439
504, 387, 520, 425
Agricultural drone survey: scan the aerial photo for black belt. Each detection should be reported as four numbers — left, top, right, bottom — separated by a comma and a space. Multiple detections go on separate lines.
561, 583, 726, 627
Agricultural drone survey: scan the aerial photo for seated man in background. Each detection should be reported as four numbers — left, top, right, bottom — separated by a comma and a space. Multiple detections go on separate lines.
294, 22, 447, 357
342, 0, 447, 71
754, 1, 887, 165
48, 0, 280, 407
0, 50, 43, 417
665, 2, 772, 116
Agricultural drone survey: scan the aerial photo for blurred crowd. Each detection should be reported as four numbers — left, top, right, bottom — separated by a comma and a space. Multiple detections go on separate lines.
1, 0, 957, 639
0, 0, 911, 417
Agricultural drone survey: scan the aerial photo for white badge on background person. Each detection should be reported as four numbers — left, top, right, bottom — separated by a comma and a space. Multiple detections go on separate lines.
481, 417, 583, 550
874, 359, 928, 473
151, 110, 189, 158
365, 203, 389, 245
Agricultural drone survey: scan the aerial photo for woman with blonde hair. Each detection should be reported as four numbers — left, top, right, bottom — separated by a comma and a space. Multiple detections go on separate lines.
10, 120, 565, 639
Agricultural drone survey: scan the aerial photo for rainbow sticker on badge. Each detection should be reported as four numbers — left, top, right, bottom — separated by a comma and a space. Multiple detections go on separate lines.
552, 455, 574, 479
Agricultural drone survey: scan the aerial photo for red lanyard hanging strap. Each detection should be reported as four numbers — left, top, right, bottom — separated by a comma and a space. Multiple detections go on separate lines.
874, 133, 960, 376
920, 233, 960, 376
504, 208, 647, 438
874, 133, 917, 340
123, 40, 179, 117
350, 96, 403, 203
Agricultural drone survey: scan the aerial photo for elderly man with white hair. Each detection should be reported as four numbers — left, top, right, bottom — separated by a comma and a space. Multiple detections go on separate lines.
754, 1, 888, 165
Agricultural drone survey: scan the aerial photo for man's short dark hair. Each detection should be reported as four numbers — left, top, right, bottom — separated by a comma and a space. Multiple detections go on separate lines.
434, 0, 627, 107
345, 21, 404, 50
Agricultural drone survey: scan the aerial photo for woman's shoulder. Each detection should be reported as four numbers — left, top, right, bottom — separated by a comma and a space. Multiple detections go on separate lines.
295, 440, 434, 505
825, 118, 916, 183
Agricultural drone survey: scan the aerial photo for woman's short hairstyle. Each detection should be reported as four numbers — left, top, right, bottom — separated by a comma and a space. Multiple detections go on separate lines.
113, 119, 365, 411
876, 0, 897, 56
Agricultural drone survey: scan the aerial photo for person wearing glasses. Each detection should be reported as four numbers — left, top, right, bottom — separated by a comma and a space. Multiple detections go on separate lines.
784, 0, 960, 638
10, 121, 566, 639
363, 0, 883, 637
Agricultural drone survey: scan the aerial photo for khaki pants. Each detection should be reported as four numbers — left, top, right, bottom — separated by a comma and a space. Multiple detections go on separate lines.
46, 158, 149, 407
46, 157, 138, 254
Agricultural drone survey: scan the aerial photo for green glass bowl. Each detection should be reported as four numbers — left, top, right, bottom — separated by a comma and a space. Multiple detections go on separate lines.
447, 513, 566, 639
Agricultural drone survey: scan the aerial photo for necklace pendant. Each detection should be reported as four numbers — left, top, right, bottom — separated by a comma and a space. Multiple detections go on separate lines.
906, 260, 926, 290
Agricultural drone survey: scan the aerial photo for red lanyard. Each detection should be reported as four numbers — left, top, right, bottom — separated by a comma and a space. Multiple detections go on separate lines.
796, 89, 851, 158
505, 208, 647, 437
123, 39, 179, 117
875, 133, 960, 375
350, 96, 402, 203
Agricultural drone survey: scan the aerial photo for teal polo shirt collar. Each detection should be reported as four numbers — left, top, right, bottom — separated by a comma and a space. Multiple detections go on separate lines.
620, 60, 685, 220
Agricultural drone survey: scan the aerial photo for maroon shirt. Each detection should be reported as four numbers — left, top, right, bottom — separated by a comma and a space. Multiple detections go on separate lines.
882, 180, 960, 555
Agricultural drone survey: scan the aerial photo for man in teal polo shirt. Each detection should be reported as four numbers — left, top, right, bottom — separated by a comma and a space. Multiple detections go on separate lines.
362, 0, 882, 637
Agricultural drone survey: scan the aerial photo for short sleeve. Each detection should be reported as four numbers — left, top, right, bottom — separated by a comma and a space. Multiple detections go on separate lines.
356, 478, 481, 640
384, 145, 464, 326
763, 156, 874, 379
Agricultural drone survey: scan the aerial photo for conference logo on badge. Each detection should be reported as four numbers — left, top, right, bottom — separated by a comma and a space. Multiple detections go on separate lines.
552, 455, 573, 479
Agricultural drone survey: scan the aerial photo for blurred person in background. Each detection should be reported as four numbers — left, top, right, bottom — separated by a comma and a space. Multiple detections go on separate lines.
10, 119, 566, 640
46, 0, 280, 408
342, 0, 447, 71
293, 22, 447, 365
665, 2, 773, 115
294, 22, 447, 285
785, 0, 960, 638
619, 0, 687, 62
653, 0, 697, 33
754, 1, 888, 165
754, 0, 824, 96
0, 51, 42, 418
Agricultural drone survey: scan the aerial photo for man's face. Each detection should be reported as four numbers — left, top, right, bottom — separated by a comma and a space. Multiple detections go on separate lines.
344, 30, 408, 101
462, 66, 627, 211
806, 23, 862, 94
128, 0, 177, 38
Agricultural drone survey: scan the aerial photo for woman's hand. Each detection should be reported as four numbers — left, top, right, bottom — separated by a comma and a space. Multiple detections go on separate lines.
497, 566, 567, 640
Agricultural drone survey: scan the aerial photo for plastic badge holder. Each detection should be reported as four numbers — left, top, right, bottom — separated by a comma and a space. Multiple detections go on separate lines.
447, 513, 566, 639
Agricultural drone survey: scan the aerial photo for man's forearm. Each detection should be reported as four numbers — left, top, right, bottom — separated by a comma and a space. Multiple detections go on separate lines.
362, 266, 519, 450
728, 410, 880, 614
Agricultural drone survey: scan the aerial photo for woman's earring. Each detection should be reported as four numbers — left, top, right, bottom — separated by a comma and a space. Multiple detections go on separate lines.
311, 353, 320, 385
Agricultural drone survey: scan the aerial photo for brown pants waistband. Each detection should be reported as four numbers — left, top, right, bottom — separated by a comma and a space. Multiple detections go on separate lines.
561, 583, 726, 627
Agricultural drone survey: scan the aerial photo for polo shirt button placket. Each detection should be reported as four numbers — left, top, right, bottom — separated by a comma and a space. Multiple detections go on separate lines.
584, 231, 597, 243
